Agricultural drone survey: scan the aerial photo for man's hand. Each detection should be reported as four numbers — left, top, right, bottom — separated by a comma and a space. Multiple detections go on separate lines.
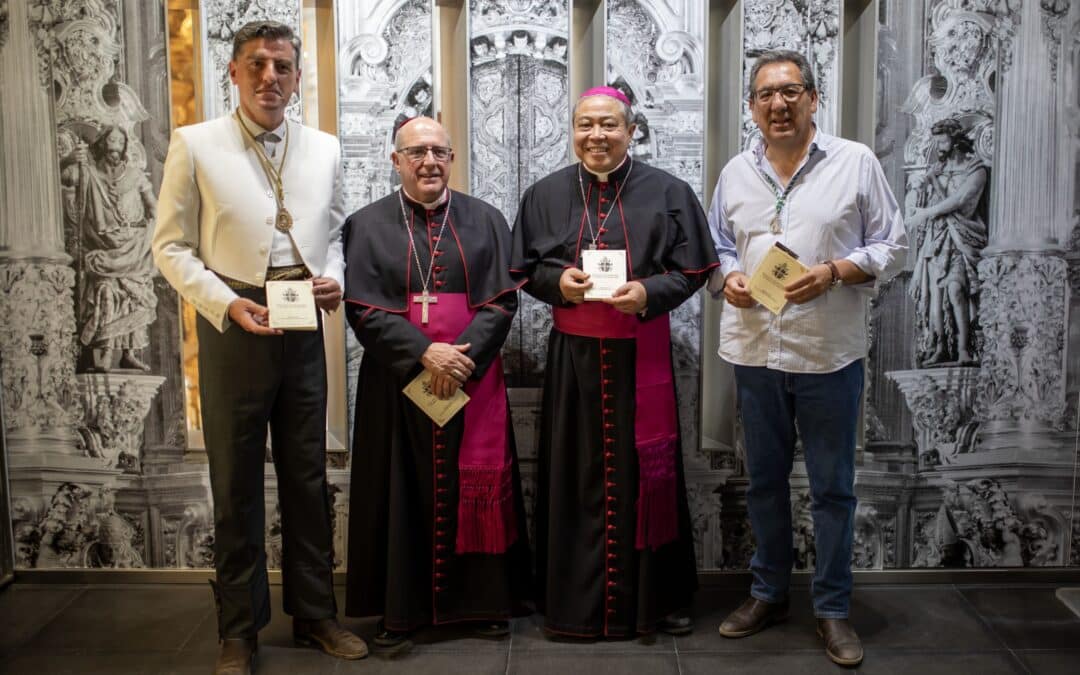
312, 277, 342, 312
559, 268, 593, 304
784, 264, 833, 304
421, 342, 475, 399
227, 298, 282, 336
604, 281, 647, 315
723, 271, 755, 308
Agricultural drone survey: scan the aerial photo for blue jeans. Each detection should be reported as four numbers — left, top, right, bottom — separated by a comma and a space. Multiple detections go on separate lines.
733, 360, 863, 619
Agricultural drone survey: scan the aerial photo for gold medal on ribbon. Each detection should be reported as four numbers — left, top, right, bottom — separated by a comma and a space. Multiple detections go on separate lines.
275, 208, 293, 233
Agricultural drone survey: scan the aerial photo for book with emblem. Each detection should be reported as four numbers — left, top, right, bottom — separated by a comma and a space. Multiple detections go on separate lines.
748, 242, 808, 315
581, 249, 627, 300
265, 280, 318, 330
402, 370, 470, 427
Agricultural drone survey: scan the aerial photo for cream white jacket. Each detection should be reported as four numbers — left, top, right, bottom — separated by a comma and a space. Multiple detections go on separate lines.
152, 114, 346, 332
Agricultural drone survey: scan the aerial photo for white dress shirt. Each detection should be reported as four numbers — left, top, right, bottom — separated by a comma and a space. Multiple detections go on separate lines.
707, 130, 907, 373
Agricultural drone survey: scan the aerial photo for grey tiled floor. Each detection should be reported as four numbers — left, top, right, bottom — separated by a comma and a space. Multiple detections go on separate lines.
0, 583, 1077, 674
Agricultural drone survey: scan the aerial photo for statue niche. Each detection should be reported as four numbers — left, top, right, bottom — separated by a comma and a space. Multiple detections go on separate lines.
907, 117, 989, 367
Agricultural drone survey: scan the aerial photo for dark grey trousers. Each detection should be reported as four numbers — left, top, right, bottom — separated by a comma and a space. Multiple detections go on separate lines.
196, 287, 336, 638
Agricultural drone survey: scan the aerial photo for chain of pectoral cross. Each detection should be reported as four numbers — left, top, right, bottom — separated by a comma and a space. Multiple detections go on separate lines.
398, 189, 452, 324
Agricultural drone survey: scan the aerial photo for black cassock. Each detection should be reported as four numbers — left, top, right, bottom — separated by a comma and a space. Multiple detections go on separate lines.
343, 190, 531, 631
511, 158, 718, 637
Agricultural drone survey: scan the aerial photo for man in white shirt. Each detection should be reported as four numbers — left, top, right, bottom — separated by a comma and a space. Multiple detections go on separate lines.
153, 20, 366, 674
707, 49, 907, 667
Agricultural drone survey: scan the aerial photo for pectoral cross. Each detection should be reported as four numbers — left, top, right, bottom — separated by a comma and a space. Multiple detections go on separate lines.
413, 291, 438, 325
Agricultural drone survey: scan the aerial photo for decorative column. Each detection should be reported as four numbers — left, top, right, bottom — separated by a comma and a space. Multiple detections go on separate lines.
0, 0, 81, 457
975, 0, 1073, 458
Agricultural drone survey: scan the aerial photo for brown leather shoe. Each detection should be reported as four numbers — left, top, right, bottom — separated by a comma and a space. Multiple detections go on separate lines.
817, 618, 863, 667
717, 597, 789, 638
293, 618, 369, 660
213, 637, 256, 675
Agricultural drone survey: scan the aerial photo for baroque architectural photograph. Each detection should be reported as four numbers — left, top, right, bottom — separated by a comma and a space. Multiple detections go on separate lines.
0, 0, 1078, 673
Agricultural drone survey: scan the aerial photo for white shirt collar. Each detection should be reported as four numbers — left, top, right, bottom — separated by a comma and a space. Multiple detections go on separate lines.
582, 153, 629, 183
401, 187, 449, 210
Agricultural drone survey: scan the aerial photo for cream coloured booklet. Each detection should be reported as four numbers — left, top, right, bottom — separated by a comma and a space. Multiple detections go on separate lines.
265, 280, 317, 330
581, 249, 627, 300
403, 371, 470, 427
748, 243, 808, 315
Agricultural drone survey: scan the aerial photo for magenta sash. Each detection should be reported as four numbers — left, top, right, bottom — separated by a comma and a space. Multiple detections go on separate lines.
552, 303, 679, 550
409, 293, 517, 554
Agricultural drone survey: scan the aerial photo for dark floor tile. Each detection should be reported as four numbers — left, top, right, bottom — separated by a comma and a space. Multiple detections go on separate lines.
511, 613, 674, 652
679, 652, 846, 675
853, 650, 1027, 675
0, 648, 174, 675
509, 653, 678, 675
0, 585, 84, 655
958, 586, 1080, 651
405, 621, 513, 653
848, 586, 1004, 651
338, 651, 507, 674
675, 588, 823, 653
1015, 648, 1080, 675
161, 644, 341, 675
24, 585, 210, 652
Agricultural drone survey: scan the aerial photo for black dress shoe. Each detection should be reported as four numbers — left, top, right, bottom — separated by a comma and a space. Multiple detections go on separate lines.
373, 620, 413, 657
657, 612, 694, 636
473, 620, 511, 639
717, 597, 789, 638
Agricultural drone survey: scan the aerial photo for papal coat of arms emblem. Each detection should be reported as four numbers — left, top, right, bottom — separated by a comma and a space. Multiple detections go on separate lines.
772, 262, 790, 280
283, 287, 299, 303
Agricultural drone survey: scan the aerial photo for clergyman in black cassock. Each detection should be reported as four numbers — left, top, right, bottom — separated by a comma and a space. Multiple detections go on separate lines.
343, 117, 531, 648
510, 88, 719, 638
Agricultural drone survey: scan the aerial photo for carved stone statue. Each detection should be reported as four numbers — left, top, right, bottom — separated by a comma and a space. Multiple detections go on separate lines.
61, 125, 158, 372
907, 118, 988, 366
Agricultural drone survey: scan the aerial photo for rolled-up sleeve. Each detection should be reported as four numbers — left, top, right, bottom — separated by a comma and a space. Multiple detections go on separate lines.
845, 150, 908, 287
706, 173, 741, 296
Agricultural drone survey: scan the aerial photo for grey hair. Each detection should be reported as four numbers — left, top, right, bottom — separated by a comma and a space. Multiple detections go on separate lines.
232, 20, 301, 68
747, 49, 816, 99
393, 117, 452, 151
573, 95, 634, 127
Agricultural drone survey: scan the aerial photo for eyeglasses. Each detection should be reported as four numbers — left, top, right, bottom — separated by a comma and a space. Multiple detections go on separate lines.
399, 145, 452, 162
751, 84, 807, 105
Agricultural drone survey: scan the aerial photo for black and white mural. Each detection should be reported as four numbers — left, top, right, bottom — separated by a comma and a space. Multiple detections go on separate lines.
1, 0, 1077, 572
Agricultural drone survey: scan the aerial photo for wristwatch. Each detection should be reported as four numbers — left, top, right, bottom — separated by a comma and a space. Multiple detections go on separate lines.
823, 260, 842, 289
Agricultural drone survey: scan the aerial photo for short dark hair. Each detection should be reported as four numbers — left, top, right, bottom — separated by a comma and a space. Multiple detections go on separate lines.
747, 49, 816, 99
231, 20, 301, 68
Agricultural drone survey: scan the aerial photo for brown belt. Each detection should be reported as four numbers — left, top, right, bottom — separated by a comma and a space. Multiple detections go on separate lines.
220, 264, 310, 290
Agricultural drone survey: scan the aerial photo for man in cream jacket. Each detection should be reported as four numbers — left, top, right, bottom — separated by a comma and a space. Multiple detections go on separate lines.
152, 20, 365, 675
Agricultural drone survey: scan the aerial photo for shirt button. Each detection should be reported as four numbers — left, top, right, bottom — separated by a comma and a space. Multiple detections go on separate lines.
259, 245, 268, 255
266, 189, 273, 198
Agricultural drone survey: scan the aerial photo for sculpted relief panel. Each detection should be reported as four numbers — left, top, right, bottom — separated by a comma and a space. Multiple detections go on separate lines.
469, 0, 570, 385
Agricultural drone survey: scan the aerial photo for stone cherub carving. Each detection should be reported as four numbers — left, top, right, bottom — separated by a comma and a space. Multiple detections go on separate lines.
907, 117, 989, 367
60, 125, 158, 371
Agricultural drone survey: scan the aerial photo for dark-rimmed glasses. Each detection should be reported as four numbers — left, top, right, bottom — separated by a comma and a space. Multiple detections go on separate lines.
751, 84, 807, 105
